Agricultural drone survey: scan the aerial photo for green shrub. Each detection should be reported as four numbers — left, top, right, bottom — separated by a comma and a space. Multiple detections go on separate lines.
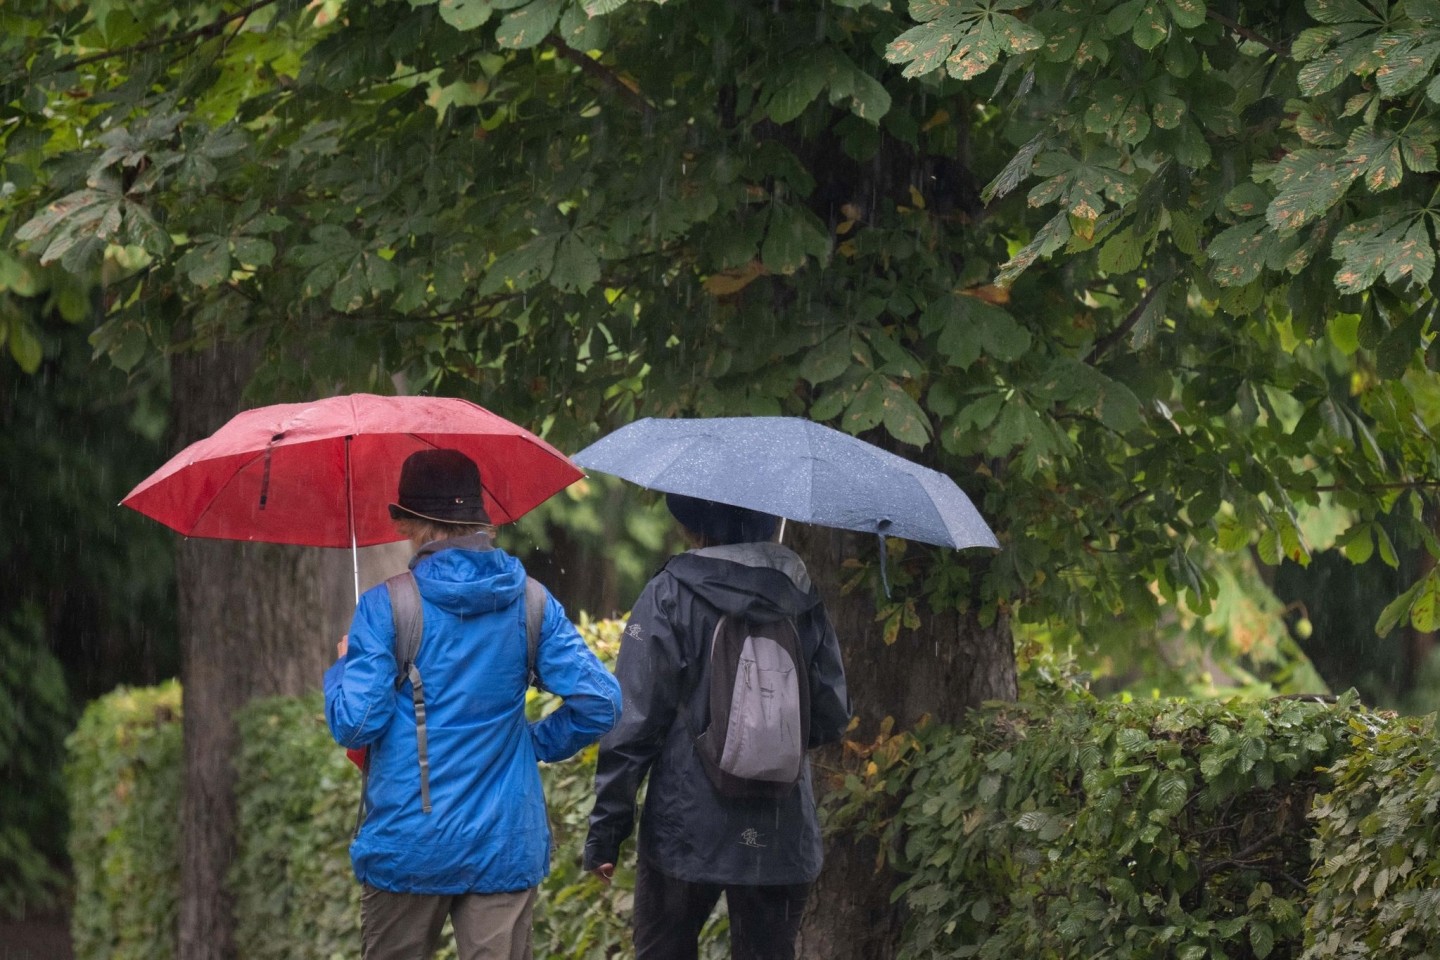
829, 685, 1375, 960
64, 681, 182, 960
1305, 712, 1440, 958
230, 694, 361, 960
0, 604, 73, 919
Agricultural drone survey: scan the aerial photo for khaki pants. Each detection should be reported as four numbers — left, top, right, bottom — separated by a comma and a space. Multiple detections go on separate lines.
360, 885, 536, 960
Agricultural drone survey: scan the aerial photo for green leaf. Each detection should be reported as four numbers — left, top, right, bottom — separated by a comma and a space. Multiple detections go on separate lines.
1098, 226, 1143, 274
1298, 30, 1387, 96
1132, 0, 1169, 50
330, 251, 398, 312
15, 189, 115, 246
1084, 84, 1151, 144
178, 236, 232, 288
885, 3, 1043, 80
880, 379, 931, 447
1332, 211, 1433, 293
0, 254, 38, 296
1207, 219, 1268, 287
1376, 575, 1426, 635
478, 235, 559, 295
1308, 0, 1384, 26
1412, 570, 1440, 632
551, 234, 601, 293
767, 61, 829, 124
495, 0, 563, 49
1336, 523, 1375, 563
1261, 148, 1359, 233
106, 323, 150, 373
559, 4, 608, 49
801, 333, 857, 386
761, 204, 830, 274
1345, 126, 1408, 192
1164, 0, 1206, 29
976, 302, 1032, 360
1150, 93, 1186, 129
1375, 34, 1440, 95
231, 237, 275, 268
436, 0, 494, 30
928, 294, 1030, 367
996, 211, 1071, 286
844, 375, 887, 432
7, 319, 42, 372
828, 59, 892, 121
982, 132, 1046, 204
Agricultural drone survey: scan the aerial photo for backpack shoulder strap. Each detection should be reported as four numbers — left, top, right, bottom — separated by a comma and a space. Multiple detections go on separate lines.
386, 572, 424, 677
524, 576, 546, 691
384, 571, 432, 814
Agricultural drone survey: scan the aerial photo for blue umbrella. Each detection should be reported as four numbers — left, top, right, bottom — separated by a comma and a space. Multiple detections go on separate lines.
572, 417, 999, 554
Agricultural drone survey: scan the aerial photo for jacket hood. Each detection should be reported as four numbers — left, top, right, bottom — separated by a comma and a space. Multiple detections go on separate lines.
408, 532, 526, 617
663, 541, 819, 622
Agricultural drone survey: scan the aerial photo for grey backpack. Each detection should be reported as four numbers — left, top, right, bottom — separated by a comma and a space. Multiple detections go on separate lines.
693, 614, 811, 799
358, 573, 546, 826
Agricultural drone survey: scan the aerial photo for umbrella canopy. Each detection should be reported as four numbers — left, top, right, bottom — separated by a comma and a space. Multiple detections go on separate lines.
122, 394, 582, 549
572, 416, 999, 550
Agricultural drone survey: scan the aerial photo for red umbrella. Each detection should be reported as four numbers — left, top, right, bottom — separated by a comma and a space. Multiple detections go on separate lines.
122, 394, 582, 595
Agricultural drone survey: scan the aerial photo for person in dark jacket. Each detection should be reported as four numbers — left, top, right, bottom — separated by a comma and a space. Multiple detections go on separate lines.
326, 449, 622, 960
583, 493, 851, 960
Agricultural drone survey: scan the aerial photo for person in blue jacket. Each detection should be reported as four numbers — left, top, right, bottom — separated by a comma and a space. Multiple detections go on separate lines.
325, 448, 622, 960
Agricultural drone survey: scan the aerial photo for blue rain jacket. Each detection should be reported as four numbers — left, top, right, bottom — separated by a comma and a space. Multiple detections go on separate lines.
324, 535, 621, 894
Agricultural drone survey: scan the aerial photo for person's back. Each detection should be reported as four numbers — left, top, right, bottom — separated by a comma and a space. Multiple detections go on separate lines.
325, 449, 622, 960
584, 495, 850, 960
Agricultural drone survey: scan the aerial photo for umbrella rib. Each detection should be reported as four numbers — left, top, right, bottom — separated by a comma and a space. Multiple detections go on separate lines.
587, 430, 712, 504
184, 447, 273, 538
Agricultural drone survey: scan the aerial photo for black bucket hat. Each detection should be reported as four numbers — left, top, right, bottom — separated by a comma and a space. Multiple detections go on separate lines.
665, 493, 778, 545
388, 449, 492, 524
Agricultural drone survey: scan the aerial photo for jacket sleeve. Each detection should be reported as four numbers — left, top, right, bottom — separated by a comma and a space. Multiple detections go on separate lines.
527, 591, 623, 764
804, 601, 851, 748
583, 573, 685, 871
324, 587, 398, 749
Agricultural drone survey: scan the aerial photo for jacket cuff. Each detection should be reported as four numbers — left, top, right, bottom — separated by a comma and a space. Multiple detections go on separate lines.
323, 658, 345, 692
582, 838, 619, 872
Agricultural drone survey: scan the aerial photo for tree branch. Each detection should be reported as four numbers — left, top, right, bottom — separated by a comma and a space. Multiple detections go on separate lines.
1085, 285, 1159, 365
1313, 480, 1440, 491
61, 0, 285, 73
543, 37, 657, 119
1206, 10, 1289, 57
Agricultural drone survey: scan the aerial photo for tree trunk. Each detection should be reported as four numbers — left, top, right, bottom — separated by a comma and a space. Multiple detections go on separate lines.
171, 342, 354, 960
793, 527, 1015, 960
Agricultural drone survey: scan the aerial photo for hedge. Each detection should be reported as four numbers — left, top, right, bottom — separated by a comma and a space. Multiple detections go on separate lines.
66, 616, 727, 960
824, 684, 1426, 960
1306, 712, 1440, 958
65, 681, 182, 960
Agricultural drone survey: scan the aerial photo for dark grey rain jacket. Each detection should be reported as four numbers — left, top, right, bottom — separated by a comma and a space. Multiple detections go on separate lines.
583, 542, 851, 886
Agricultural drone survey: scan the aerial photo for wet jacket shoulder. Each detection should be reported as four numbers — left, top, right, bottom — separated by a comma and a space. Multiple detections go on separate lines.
584, 542, 849, 885
324, 534, 621, 895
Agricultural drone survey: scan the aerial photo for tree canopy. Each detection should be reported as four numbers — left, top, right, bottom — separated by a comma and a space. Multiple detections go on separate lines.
7, 0, 1440, 687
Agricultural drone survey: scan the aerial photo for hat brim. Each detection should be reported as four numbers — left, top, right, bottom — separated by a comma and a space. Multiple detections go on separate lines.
387, 502, 492, 525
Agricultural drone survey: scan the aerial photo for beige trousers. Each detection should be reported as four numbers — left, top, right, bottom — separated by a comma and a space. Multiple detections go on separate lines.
360, 885, 537, 960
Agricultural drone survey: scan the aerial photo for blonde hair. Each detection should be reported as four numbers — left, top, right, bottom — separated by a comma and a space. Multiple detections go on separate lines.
393, 516, 495, 545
